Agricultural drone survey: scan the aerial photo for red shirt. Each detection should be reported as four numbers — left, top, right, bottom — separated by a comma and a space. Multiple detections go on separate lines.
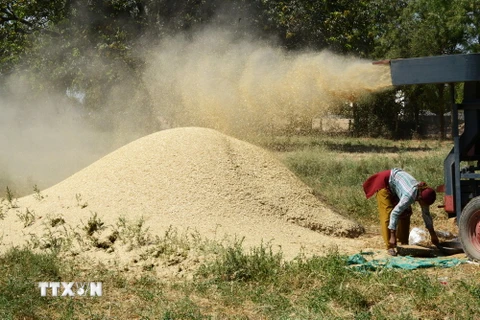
362, 170, 391, 199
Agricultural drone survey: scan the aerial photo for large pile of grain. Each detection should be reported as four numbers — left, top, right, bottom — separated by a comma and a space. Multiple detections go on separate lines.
1, 127, 366, 266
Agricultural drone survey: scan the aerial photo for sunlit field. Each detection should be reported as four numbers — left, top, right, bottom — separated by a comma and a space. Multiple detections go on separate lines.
1, 134, 479, 320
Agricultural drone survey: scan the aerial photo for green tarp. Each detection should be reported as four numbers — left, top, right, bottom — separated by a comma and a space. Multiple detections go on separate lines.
347, 253, 466, 271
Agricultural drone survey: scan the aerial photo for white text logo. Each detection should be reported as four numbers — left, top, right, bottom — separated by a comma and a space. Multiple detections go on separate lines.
38, 282, 102, 297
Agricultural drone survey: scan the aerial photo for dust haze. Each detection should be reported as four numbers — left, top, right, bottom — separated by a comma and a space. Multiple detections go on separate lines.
0, 76, 113, 196
0, 26, 392, 196
144, 28, 392, 134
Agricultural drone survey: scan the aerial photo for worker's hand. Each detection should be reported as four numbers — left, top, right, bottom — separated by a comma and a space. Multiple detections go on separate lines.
427, 228, 440, 245
430, 233, 440, 245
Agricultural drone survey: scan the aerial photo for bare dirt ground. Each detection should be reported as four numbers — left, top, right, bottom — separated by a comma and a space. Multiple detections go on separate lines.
0, 127, 465, 278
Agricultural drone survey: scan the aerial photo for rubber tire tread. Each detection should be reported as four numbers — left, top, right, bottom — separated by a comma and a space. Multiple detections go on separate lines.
459, 196, 480, 261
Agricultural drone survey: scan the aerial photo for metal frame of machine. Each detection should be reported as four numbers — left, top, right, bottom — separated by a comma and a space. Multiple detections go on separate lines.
375, 54, 480, 260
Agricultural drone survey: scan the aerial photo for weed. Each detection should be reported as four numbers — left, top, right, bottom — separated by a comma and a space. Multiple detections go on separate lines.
75, 193, 88, 209
115, 216, 151, 248
48, 215, 66, 227
151, 227, 192, 255
33, 185, 45, 201
26, 225, 74, 254
0, 199, 8, 219
5, 186, 18, 208
68, 230, 87, 251
198, 239, 283, 282
82, 212, 105, 236
16, 208, 36, 227
26, 233, 41, 250
5, 186, 14, 203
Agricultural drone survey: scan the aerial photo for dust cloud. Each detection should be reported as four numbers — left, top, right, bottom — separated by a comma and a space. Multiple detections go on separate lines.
0, 26, 392, 196
0, 76, 113, 196
143, 28, 392, 135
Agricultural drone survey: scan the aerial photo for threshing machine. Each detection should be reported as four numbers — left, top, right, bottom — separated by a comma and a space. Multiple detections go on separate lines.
375, 54, 480, 260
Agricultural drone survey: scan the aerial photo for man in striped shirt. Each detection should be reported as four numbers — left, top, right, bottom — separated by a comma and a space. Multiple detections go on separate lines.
363, 168, 439, 256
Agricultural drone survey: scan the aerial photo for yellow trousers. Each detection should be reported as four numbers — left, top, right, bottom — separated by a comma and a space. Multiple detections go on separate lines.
376, 188, 411, 249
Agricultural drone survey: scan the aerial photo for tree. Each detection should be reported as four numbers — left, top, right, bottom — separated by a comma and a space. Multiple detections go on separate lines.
259, 0, 382, 55
0, 0, 68, 76
460, 0, 480, 52
373, 0, 469, 139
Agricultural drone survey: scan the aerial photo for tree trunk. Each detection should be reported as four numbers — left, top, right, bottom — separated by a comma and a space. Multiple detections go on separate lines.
437, 84, 446, 140
410, 89, 420, 138
413, 90, 420, 136
352, 102, 359, 137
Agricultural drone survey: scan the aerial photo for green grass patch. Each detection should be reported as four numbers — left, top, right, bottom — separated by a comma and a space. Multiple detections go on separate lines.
0, 248, 61, 319
193, 244, 480, 319
0, 241, 479, 319
198, 240, 283, 283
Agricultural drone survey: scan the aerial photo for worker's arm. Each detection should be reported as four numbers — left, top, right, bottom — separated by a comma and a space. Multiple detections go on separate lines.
421, 205, 439, 245
388, 196, 414, 230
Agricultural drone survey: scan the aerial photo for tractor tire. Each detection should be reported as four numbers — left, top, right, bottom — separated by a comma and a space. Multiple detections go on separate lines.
459, 196, 480, 261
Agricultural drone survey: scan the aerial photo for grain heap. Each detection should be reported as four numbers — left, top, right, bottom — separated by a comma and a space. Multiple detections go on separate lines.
1, 127, 365, 265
